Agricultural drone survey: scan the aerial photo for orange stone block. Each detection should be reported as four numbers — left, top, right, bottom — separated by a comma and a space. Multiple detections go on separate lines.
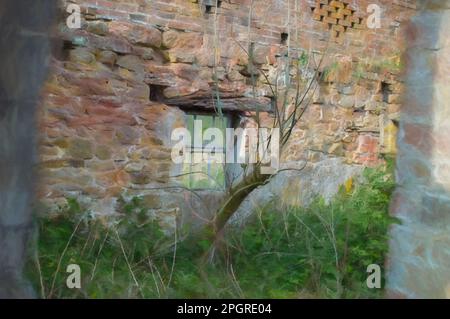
332, 24, 345, 33
313, 14, 324, 21
324, 16, 337, 25
330, 0, 345, 8
339, 19, 352, 27
338, 8, 352, 16
330, 12, 344, 19
323, 5, 336, 12
314, 8, 328, 16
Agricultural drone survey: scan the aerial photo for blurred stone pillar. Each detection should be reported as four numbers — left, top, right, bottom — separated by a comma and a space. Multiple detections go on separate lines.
387, 0, 450, 298
0, 1, 55, 298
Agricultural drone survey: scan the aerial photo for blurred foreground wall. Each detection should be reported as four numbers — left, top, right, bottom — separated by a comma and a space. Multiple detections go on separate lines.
0, 0, 55, 298
387, 0, 450, 298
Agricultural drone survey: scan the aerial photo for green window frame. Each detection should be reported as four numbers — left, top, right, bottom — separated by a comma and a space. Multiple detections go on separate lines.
182, 112, 232, 190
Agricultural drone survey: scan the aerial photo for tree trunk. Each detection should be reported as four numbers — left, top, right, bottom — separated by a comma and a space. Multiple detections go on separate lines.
205, 170, 270, 243
0, 0, 55, 298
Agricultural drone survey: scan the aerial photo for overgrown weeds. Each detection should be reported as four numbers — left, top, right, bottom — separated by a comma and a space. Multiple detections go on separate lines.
26, 166, 396, 299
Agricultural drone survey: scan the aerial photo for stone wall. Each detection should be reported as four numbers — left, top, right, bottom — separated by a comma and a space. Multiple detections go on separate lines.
387, 0, 450, 299
37, 0, 416, 227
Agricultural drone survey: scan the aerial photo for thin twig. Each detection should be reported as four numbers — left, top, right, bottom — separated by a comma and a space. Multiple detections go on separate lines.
113, 227, 144, 298
90, 229, 109, 281
148, 259, 161, 298
34, 249, 46, 299
166, 222, 178, 290
230, 263, 245, 298
48, 217, 83, 298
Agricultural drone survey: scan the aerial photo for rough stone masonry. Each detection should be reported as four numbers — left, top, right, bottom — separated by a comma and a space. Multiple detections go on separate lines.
38, 0, 417, 229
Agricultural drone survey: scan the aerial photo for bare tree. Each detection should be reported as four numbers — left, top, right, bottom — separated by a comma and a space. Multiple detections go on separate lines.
203, 44, 327, 246
0, 0, 55, 298
182, 1, 330, 256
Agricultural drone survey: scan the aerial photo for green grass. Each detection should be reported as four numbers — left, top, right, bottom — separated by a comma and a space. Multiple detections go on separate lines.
228, 166, 396, 298
26, 166, 396, 299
